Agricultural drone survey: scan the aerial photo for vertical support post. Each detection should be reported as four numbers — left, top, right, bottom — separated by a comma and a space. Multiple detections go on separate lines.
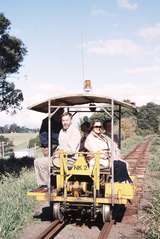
119, 105, 121, 149
111, 99, 115, 206
48, 100, 51, 196
34, 143, 36, 158
2, 141, 4, 158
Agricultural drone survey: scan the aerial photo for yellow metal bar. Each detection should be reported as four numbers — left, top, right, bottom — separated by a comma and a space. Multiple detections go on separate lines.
62, 153, 68, 174
105, 182, 135, 200
94, 152, 100, 190
27, 192, 128, 204
59, 151, 64, 188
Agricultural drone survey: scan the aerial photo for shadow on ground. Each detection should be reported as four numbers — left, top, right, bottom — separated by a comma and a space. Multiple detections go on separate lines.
33, 205, 52, 221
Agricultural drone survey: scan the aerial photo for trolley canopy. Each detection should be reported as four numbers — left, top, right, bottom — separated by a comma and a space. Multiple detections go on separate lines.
28, 93, 136, 113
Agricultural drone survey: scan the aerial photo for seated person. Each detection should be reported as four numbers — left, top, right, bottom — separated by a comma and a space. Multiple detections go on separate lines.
33, 109, 63, 192
53, 112, 81, 168
85, 120, 113, 168
79, 121, 91, 152
84, 120, 132, 183
33, 147, 50, 192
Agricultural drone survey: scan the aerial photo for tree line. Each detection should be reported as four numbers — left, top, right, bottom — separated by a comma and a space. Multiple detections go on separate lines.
85, 102, 160, 139
0, 123, 38, 133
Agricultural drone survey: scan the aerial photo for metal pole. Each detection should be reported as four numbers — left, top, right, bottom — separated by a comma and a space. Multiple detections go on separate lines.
119, 105, 121, 149
111, 99, 115, 206
48, 100, 51, 196
2, 141, 4, 158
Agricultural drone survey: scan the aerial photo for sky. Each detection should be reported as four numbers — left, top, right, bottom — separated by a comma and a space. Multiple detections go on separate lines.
1, 0, 160, 128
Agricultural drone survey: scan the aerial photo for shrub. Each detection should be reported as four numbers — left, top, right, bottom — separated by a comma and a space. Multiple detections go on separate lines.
0, 169, 36, 239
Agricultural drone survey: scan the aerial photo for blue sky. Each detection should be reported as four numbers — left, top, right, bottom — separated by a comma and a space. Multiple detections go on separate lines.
1, 0, 160, 127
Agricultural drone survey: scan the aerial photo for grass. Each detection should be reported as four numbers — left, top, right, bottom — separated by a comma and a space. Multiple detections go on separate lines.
147, 192, 160, 239
148, 135, 160, 172
145, 135, 160, 239
0, 169, 36, 239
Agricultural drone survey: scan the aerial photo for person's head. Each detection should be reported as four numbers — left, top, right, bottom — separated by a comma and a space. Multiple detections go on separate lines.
91, 120, 103, 135
80, 121, 91, 134
61, 112, 72, 130
42, 147, 48, 157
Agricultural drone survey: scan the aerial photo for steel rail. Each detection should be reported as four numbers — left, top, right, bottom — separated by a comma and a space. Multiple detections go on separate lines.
35, 220, 65, 239
98, 220, 115, 239
123, 138, 152, 220
97, 139, 152, 238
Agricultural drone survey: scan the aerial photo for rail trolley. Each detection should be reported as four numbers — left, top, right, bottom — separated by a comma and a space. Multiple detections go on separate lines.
27, 93, 136, 223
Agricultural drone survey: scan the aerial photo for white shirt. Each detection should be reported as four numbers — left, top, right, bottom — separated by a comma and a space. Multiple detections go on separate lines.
85, 131, 121, 161
58, 124, 81, 154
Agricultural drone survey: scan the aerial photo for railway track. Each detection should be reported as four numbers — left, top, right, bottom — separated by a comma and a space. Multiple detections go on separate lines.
34, 139, 152, 239
124, 138, 152, 216
35, 220, 66, 239
98, 138, 152, 238
98, 220, 115, 239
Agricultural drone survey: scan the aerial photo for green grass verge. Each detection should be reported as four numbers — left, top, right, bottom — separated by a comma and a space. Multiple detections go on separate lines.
148, 135, 160, 172
146, 135, 160, 238
0, 169, 36, 239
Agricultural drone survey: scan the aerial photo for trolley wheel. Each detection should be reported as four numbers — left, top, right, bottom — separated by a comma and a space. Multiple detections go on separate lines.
52, 203, 64, 222
102, 204, 111, 223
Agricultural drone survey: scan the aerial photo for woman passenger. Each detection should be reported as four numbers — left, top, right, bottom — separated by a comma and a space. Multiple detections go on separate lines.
84, 120, 132, 182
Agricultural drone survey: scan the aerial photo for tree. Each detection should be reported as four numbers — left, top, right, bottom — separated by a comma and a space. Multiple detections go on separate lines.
137, 102, 160, 134
121, 117, 137, 139
0, 13, 27, 112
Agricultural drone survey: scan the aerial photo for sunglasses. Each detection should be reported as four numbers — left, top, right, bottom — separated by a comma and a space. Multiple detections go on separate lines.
93, 125, 102, 129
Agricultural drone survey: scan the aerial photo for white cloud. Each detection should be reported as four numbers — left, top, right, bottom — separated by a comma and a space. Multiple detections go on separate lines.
118, 0, 138, 10
0, 79, 84, 128
125, 65, 160, 75
90, 8, 107, 16
138, 23, 160, 42
90, 7, 116, 17
87, 39, 144, 57
0, 109, 44, 129
0, 81, 68, 128
113, 23, 119, 28
16, 80, 67, 107
96, 82, 160, 106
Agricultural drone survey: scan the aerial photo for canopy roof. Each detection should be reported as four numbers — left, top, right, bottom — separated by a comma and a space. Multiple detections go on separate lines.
28, 93, 136, 113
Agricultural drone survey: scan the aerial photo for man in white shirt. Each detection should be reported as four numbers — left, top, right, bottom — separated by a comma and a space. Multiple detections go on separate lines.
33, 112, 81, 192
53, 112, 81, 167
